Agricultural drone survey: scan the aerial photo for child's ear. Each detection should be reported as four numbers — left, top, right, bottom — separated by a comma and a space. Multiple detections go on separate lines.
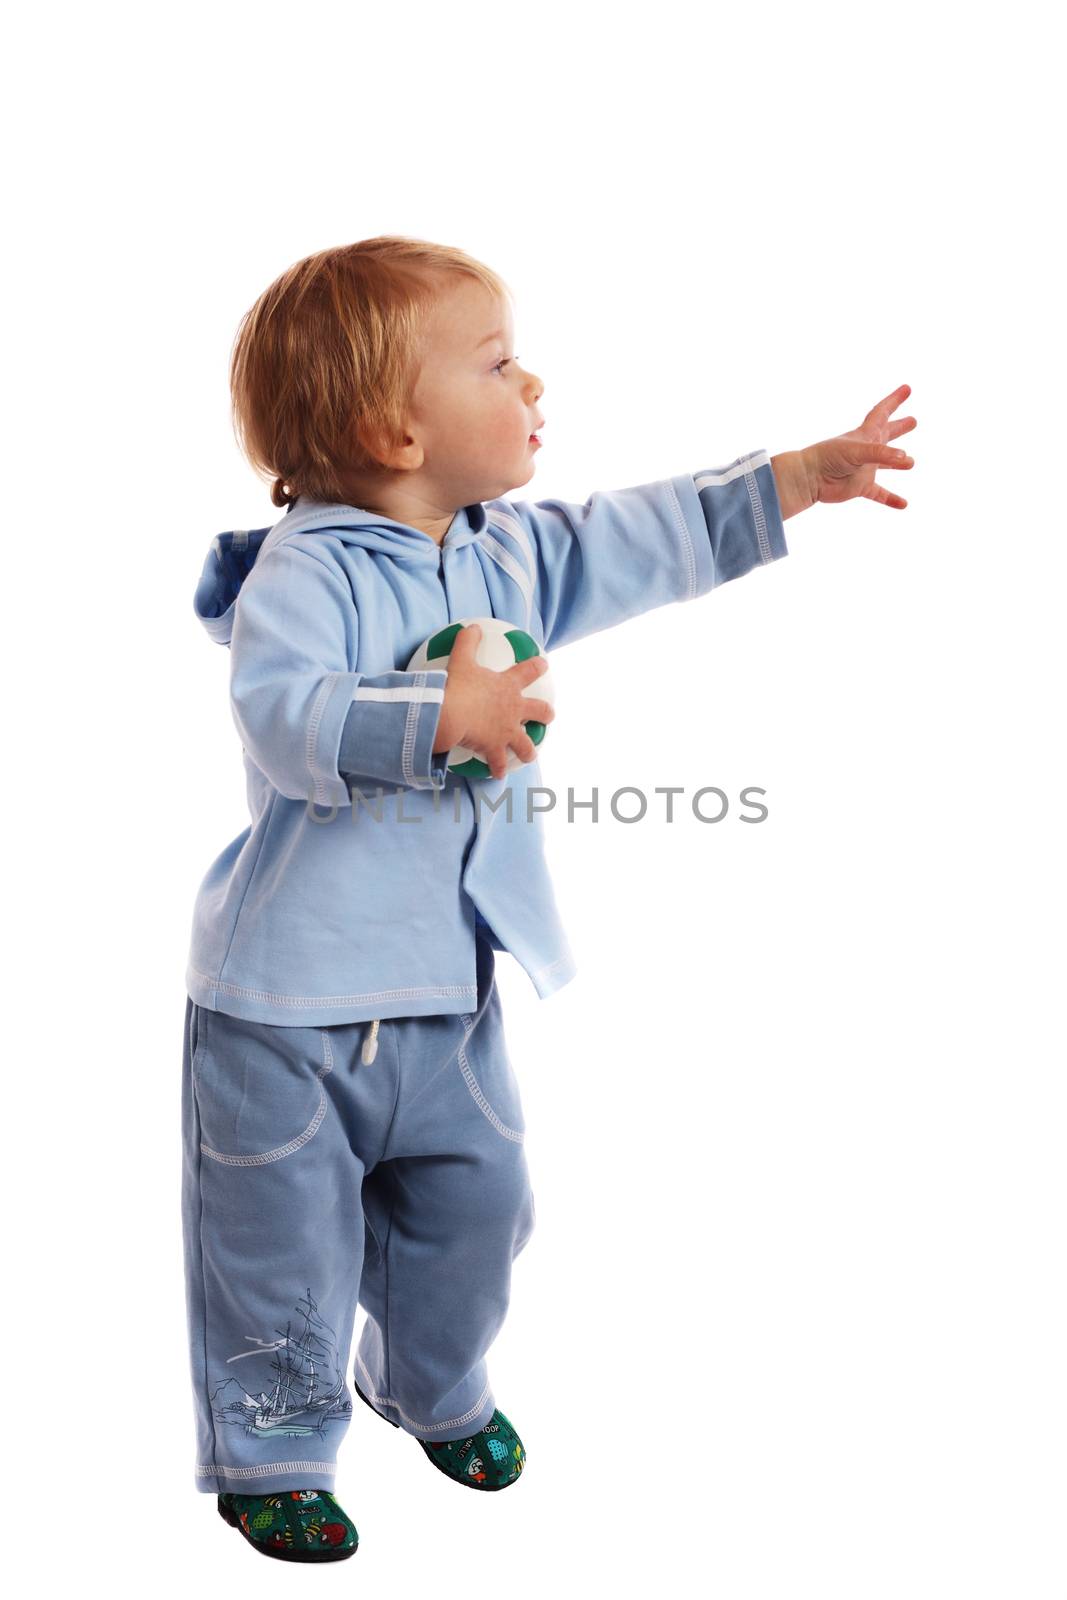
353, 415, 421, 473
352, 414, 388, 468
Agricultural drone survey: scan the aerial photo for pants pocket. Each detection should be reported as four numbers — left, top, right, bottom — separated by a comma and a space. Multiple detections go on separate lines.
456, 990, 526, 1144
192, 1006, 334, 1167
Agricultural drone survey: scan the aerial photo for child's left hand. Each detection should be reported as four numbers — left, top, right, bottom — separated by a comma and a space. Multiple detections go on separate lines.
798, 384, 918, 513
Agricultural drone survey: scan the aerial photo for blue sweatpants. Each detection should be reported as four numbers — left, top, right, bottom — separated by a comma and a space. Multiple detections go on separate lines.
180, 933, 536, 1497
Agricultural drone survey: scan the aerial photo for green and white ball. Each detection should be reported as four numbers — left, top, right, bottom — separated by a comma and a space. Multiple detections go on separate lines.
406, 615, 555, 780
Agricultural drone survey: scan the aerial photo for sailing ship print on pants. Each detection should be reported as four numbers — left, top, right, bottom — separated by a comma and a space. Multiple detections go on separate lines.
210, 1288, 353, 1438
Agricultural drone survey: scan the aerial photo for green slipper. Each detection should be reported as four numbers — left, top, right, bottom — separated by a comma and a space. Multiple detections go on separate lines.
217, 1488, 358, 1561
354, 1380, 526, 1490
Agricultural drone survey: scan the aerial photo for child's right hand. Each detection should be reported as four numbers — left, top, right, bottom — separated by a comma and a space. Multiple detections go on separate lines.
432, 624, 555, 781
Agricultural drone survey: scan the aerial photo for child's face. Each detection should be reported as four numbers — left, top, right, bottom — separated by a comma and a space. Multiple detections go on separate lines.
406, 276, 545, 507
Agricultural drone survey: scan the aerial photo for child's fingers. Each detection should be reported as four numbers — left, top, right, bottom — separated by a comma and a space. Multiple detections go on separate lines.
868, 383, 912, 421
477, 742, 506, 779
510, 731, 538, 764
864, 483, 908, 508
521, 699, 554, 725
453, 623, 482, 661
876, 444, 914, 467
510, 655, 549, 686
844, 440, 914, 470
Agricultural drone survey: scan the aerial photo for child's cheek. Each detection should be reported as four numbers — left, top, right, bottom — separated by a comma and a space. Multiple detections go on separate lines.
487, 408, 523, 455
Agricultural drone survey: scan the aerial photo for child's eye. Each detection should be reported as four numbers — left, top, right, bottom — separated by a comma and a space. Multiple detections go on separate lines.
492, 357, 515, 375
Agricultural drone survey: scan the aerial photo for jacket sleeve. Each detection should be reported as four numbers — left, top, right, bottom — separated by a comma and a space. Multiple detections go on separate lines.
486, 449, 788, 652
228, 545, 450, 807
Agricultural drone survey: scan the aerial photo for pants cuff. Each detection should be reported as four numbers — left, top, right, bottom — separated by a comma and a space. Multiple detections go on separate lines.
196, 1462, 338, 1495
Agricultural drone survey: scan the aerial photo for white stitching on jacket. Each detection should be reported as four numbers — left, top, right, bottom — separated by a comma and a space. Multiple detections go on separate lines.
306, 671, 341, 806
187, 968, 478, 1008
666, 481, 698, 600
742, 456, 773, 563
400, 685, 419, 786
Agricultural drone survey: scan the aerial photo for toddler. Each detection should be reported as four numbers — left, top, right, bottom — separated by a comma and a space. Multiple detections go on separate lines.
183, 234, 916, 1561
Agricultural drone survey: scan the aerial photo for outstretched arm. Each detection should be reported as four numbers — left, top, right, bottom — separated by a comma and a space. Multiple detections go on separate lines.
483, 384, 917, 655
485, 448, 788, 654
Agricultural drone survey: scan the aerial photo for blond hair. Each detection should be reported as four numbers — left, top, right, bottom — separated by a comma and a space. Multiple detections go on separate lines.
229, 236, 512, 509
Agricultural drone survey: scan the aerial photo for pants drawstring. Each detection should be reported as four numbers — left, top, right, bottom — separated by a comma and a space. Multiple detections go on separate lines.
362, 1018, 381, 1065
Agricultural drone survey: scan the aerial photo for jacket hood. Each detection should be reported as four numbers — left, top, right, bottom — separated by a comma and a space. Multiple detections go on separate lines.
193, 496, 490, 647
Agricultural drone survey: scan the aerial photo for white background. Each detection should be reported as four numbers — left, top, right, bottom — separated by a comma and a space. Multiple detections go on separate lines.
7, 1, 1064, 1594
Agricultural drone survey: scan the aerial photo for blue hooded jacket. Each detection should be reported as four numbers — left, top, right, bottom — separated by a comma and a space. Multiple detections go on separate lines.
186, 450, 788, 1027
